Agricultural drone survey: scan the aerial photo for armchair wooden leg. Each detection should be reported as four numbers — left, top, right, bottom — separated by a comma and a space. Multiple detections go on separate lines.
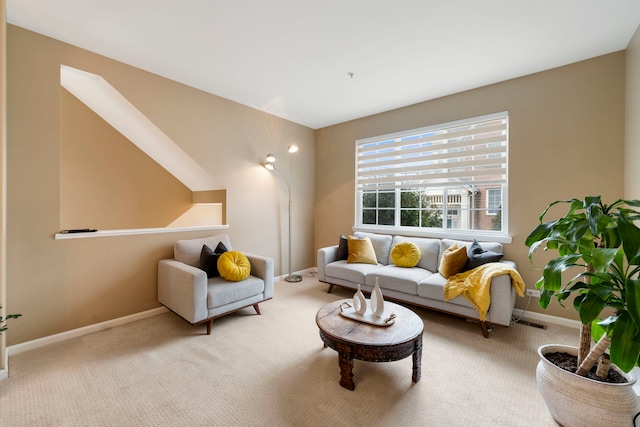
253, 304, 261, 315
327, 284, 335, 294
206, 319, 212, 335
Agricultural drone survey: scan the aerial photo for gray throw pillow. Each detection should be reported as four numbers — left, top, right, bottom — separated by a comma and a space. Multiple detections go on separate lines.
464, 240, 503, 271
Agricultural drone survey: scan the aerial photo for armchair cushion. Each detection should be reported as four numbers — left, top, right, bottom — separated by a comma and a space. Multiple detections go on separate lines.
218, 251, 251, 282
175, 235, 232, 268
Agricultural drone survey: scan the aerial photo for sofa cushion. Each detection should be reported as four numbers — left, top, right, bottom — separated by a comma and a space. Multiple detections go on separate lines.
336, 234, 349, 261
439, 239, 503, 269
347, 236, 378, 264
439, 243, 468, 278
391, 236, 440, 272
218, 251, 251, 282
463, 240, 504, 271
367, 265, 433, 295
353, 232, 393, 265
175, 234, 233, 268
390, 241, 421, 267
325, 260, 384, 284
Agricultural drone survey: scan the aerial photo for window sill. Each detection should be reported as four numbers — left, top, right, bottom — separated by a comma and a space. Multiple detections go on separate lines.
353, 226, 512, 244
54, 225, 230, 240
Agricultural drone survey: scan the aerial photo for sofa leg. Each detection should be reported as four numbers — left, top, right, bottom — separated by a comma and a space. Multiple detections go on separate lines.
253, 303, 261, 315
206, 319, 213, 335
480, 321, 489, 338
327, 284, 334, 294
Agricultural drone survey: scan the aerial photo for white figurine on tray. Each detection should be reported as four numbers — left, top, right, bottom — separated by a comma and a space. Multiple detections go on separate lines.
353, 277, 385, 318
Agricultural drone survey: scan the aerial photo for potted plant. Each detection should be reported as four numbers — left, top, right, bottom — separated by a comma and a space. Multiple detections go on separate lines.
525, 196, 640, 427
0, 306, 21, 334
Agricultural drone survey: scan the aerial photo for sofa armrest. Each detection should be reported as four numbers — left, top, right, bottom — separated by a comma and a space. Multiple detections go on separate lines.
244, 253, 275, 300
317, 245, 338, 282
158, 259, 209, 324
487, 260, 519, 326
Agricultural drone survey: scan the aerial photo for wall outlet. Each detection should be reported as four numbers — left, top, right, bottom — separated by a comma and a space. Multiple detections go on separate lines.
526, 289, 541, 298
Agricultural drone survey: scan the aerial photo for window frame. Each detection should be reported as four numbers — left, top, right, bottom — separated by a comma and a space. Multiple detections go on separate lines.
353, 112, 511, 243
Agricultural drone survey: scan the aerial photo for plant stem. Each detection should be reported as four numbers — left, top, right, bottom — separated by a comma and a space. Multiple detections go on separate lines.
576, 334, 611, 376
577, 263, 595, 366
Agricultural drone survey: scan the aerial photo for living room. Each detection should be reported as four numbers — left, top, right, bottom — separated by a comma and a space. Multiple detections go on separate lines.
1, 2, 640, 425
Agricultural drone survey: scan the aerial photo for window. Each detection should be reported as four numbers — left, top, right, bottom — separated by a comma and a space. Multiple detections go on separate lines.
355, 112, 508, 238
486, 188, 501, 215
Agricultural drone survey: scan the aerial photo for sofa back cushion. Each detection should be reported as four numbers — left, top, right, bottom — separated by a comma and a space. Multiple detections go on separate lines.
175, 234, 233, 268
391, 236, 440, 272
353, 232, 393, 265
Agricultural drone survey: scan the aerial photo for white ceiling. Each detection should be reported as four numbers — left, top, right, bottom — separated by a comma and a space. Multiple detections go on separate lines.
6, 1, 640, 129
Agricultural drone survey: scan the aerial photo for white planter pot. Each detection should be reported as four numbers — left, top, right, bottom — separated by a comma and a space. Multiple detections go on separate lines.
537, 344, 640, 427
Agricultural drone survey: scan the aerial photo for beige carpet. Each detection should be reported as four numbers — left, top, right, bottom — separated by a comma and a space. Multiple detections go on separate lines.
0, 276, 576, 426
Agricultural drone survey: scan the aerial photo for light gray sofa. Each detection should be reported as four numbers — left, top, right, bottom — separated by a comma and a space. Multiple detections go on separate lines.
158, 234, 274, 335
317, 231, 519, 337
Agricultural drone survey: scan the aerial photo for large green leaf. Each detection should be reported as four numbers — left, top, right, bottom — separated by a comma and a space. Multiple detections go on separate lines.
525, 222, 555, 247
578, 291, 606, 325
627, 278, 640, 330
541, 254, 582, 291
618, 214, 640, 265
590, 247, 619, 273
610, 312, 640, 372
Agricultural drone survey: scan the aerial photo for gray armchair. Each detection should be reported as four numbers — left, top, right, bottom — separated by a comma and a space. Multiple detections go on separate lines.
158, 234, 274, 334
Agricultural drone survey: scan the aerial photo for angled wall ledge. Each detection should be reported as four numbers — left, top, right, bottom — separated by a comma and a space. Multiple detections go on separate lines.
60, 65, 218, 192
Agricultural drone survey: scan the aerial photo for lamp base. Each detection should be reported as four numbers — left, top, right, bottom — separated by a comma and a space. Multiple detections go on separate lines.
285, 274, 303, 283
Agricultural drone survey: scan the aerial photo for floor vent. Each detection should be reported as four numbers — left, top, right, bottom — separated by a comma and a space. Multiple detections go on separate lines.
518, 320, 547, 329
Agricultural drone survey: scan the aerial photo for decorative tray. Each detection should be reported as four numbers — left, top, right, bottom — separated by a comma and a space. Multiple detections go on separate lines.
339, 302, 396, 326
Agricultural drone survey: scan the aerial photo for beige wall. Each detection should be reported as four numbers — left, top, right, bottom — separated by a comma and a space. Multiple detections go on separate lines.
6, 25, 315, 345
60, 89, 194, 230
315, 52, 626, 321
626, 25, 640, 199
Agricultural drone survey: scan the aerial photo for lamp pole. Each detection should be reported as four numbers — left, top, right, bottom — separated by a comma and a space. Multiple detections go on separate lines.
265, 148, 302, 283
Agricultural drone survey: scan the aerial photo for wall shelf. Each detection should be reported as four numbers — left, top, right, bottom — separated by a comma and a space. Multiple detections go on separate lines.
54, 225, 229, 240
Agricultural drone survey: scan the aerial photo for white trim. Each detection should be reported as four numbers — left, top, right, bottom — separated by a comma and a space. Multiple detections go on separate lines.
6, 307, 168, 356
353, 226, 513, 244
54, 225, 229, 240
513, 308, 581, 330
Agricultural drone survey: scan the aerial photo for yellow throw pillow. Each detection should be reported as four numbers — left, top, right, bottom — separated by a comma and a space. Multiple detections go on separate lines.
391, 241, 421, 268
347, 236, 378, 265
217, 251, 251, 282
439, 243, 468, 278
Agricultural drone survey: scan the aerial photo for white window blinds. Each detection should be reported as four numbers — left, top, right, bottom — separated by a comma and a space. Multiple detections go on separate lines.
356, 112, 508, 191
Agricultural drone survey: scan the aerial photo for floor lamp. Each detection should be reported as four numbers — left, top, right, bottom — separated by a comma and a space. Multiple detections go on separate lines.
264, 145, 302, 283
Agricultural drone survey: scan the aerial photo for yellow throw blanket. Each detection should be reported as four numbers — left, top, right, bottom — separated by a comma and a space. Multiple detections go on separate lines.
443, 263, 525, 321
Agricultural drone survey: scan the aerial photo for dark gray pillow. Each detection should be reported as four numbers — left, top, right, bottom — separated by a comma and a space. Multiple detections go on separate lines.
336, 234, 348, 261
464, 240, 503, 271
200, 241, 228, 278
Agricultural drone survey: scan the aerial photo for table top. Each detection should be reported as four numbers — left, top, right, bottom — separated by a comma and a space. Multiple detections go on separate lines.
316, 299, 424, 347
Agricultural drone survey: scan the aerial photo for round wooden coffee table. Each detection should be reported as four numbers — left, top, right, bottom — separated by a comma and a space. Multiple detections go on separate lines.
315, 299, 424, 390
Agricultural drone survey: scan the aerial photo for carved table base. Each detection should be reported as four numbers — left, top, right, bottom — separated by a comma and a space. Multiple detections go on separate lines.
316, 299, 424, 391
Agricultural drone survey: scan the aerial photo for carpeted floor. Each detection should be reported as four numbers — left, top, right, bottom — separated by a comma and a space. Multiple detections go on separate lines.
0, 276, 576, 426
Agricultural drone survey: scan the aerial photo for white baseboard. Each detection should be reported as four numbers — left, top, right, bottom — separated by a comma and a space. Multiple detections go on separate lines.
0, 350, 7, 380
512, 308, 581, 330
7, 307, 168, 357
